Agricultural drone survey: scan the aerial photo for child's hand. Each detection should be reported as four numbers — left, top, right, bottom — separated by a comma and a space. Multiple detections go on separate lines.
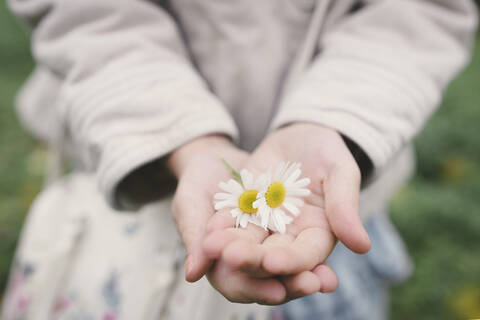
168, 135, 249, 282
204, 123, 371, 298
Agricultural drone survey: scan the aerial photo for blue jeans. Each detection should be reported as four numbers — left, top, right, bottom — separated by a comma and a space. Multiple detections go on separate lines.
274, 212, 412, 320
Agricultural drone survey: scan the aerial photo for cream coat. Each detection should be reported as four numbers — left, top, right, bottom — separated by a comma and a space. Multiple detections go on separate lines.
8, 0, 477, 216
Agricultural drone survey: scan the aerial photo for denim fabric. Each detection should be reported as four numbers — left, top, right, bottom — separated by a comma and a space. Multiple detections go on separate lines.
276, 212, 412, 320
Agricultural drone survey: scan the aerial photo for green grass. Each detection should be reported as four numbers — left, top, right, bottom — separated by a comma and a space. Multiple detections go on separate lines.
0, 2, 479, 319
389, 33, 480, 320
0, 0, 40, 292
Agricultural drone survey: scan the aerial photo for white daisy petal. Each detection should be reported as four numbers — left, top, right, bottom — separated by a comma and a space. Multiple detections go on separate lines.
240, 169, 254, 190
284, 197, 304, 207
240, 214, 250, 228
214, 199, 237, 210
277, 161, 290, 181
283, 201, 300, 216
284, 214, 294, 225
272, 209, 286, 234
214, 192, 234, 200
254, 197, 272, 230
230, 208, 242, 218
249, 216, 263, 228
284, 168, 302, 185
252, 198, 262, 209
236, 214, 242, 227
266, 167, 273, 184
228, 179, 244, 195
290, 177, 310, 189
255, 173, 269, 191
278, 209, 293, 224
274, 162, 287, 181
275, 208, 285, 217
268, 213, 278, 232
287, 188, 311, 197
218, 181, 235, 193
260, 206, 271, 229
282, 162, 300, 182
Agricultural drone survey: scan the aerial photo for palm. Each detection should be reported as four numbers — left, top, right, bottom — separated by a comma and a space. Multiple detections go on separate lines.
172, 152, 248, 282
205, 152, 335, 278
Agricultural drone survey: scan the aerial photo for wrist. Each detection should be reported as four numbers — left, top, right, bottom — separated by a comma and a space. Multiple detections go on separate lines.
340, 135, 373, 187
167, 134, 237, 178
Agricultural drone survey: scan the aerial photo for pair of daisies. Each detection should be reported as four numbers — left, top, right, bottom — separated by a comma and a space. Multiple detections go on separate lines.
214, 162, 311, 234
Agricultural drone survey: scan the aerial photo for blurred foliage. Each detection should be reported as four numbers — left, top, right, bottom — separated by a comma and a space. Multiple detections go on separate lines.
0, 0, 40, 292
0, 1, 479, 319
389, 31, 480, 320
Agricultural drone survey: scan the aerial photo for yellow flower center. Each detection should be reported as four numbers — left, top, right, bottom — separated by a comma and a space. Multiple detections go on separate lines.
265, 182, 286, 208
238, 189, 259, 214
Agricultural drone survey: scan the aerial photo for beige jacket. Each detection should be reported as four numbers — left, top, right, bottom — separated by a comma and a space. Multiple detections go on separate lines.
8, 0, 478, 217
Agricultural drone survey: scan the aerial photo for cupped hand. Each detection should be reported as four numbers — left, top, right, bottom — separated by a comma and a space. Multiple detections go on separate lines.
204, 123, 371, 298
168, 135, 249, 282
168, 133, 339, 304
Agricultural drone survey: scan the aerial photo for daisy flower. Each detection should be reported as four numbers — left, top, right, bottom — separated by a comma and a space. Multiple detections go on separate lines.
253, 162, 311, 234
213, 169, 262, 228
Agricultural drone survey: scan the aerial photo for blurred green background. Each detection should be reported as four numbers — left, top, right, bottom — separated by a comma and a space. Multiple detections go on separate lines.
0, 1, 479, 319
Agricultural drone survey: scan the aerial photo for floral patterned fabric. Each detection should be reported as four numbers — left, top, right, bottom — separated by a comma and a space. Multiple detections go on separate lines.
1, 173, 269, 320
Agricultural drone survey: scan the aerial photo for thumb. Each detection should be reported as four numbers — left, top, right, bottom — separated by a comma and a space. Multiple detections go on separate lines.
172, 193, 214, 282
324, 165, 371, 254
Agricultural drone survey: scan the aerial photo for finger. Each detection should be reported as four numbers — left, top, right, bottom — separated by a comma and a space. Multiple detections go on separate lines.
222, 240, 271, 277
173, 191, 214, 283
206, 209, 235, 233
203, 224, 267, 259
324, 165, 371, 253
281, 263, 338, 301
312, 263, 338, 293
207, 261, 286, 305
262, 227, 335, 275
259, 204, 333, 275
281, 270, 322, 301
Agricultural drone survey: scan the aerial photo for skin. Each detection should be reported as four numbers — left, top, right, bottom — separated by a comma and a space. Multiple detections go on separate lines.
167, 123, 371, 305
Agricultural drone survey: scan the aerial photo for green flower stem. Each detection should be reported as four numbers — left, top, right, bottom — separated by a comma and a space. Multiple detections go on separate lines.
221, 158, 242, 183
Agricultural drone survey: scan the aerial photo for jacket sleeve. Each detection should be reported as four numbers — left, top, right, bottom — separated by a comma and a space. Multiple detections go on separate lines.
271, 0, 478, 179
8, 0, 238, 209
